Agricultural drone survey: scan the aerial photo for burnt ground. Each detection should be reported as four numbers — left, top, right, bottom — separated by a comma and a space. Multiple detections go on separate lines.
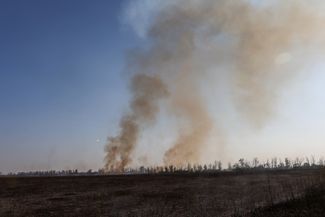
0, 169, 324, 217
238, 184, 325, 217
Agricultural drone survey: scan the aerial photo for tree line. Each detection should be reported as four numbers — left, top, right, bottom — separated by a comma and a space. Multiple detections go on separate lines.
113, 156, 325, 174
2, 156, 324, 176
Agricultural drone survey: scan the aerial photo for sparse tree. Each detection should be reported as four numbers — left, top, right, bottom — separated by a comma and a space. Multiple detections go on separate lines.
187, 163, 192, 172
252, 158, 259, 168
278, 158, 285, 169
311, 155, 316, 167
293, 157, 303, 168
271, 157, 278, 169
285, 158, 291, 168
228, 162, 232, 170
305, 157, 310, 167
239, 158, 245, 168
212, 160, 218, 170
217, 161, 222, 171
265, 159, 271, 169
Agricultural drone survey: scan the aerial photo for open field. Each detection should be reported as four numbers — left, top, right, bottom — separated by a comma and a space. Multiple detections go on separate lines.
239, 184, 325, 217
1, 169, 324, 217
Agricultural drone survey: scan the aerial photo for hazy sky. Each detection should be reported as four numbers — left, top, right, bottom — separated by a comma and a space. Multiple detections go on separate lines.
1, 0, 325, 173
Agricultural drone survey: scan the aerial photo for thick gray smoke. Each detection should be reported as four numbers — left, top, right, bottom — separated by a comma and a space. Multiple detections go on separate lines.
105, 0, 325, 171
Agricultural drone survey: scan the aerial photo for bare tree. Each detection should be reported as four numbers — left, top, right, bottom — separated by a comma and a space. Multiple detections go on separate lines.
271, 157, 278, 169
252, 158, 259, 168
228, 162, 232, 171
311, 155, 316, 167
285, 157, 291, 168
239, 158, 245, 168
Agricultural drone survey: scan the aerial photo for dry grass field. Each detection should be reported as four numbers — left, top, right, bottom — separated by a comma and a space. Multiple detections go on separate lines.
0, 169, 324, 217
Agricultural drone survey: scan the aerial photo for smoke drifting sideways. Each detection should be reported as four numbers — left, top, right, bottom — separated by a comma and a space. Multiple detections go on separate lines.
105, 0, 325, 171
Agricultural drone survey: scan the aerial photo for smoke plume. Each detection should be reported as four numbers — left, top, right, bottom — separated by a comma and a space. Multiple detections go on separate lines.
105, 0, 325, 171
104, 74, 168, 171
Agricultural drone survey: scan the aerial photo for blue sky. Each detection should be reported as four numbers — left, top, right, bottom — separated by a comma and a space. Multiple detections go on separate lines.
1, 0, 325, 173
0, 0, 138, 172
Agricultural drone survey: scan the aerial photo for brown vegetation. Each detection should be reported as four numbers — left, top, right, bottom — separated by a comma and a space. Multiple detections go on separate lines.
1, 168, 324, 217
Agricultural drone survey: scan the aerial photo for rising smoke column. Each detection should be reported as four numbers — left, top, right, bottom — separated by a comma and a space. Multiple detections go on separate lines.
105, 0, 325, 170
104, 74, 168, 171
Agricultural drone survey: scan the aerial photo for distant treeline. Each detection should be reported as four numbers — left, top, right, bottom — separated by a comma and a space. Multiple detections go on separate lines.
111, 156, 325, 174
1, 169, 104, 177
2, 156, 325, 176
